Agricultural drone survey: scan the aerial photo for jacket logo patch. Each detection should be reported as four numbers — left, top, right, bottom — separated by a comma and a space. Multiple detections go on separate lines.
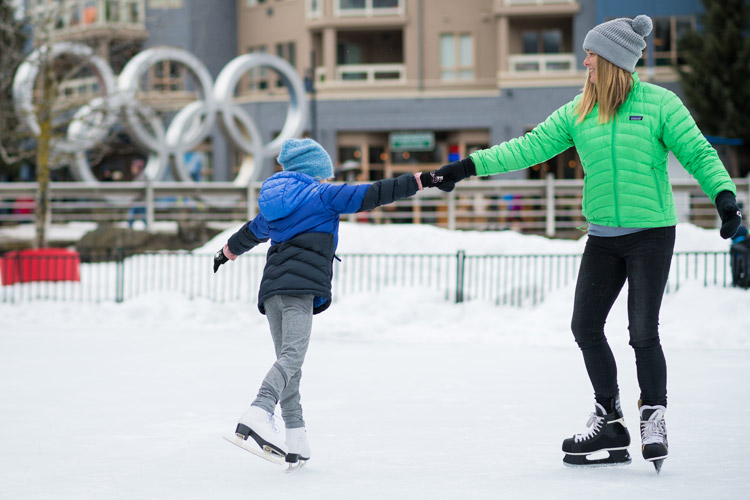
629, 115, 643, 120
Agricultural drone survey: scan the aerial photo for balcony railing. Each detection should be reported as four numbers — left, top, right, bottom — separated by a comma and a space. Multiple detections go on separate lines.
31, 0, 146, 33
316, 63, 406, 84
333, 0, 404, 17
507, 53, 577, 74
504, 0, 575, 5
57, 76, 100, 99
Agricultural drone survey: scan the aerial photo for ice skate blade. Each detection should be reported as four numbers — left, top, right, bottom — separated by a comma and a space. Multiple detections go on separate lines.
285, 460, 308, 473
563, 448, 631, 468
650, 458, 665, 474
223, 434, 286, 466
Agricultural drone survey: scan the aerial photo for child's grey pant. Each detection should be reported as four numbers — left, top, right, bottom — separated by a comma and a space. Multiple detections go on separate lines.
251, 294, 314, 429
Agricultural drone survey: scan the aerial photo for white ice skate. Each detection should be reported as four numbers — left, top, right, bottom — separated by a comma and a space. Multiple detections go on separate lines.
224, 406, 288, 465
285, 427, 311, 471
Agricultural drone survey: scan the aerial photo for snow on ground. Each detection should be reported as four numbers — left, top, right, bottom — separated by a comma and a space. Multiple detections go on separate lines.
1, 222, 748, 500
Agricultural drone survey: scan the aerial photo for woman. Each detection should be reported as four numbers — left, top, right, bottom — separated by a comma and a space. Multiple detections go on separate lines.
422, 15, 742, 473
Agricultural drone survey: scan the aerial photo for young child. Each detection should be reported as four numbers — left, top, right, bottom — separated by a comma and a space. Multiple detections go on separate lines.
213, 137, 450, 467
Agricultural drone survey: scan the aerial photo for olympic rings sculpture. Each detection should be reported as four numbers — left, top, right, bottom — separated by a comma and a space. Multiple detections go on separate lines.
12, 42, 309, 187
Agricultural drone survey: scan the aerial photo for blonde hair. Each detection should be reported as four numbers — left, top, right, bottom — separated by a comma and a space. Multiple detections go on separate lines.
575, 56, 633, 124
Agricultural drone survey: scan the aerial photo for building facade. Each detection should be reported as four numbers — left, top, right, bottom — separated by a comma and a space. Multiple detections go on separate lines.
26, 0, 707, 183
233, 0, 704, 182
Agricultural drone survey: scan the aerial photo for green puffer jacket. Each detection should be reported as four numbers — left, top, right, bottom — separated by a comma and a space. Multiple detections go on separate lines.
470, 73, 736, 228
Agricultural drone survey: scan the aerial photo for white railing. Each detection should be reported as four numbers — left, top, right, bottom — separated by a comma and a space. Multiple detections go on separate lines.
508, 53, 577, 74
56, 76, 100, 99
2, 176, 747, 237
317, 64, 406, 84
334, 0, 404, 17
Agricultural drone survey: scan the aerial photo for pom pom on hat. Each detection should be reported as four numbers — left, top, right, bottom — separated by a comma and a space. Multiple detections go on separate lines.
632, 15, 653, 37
277, 138, 334, 181
583, 15, 653, 73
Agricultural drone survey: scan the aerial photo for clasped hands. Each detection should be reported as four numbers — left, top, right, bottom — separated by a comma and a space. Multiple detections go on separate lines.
419, 157, 476, 192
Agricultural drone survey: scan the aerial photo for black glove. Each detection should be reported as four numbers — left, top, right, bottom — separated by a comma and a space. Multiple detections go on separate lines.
213, 247, 229, 273
420, 157, 476, 192
715, 190, 742, 239
419, 170, 449, 191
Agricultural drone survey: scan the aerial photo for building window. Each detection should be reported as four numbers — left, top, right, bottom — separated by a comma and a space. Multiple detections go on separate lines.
652, 16, 695, 66
150, 60, 184, 92
105, 0, 120, 21
521, 29, 562, 54
276, 42, 296, 87
440, 33, 473, 81
246, 0, 267, 6
82, 1, 98, 24
245, 45, 269, 91
125, 0, 141, 23
307, 0, 322, 18
69, 3, 81, 26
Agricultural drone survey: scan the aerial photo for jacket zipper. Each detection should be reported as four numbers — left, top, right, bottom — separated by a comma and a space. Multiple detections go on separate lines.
611, 115, 620, 226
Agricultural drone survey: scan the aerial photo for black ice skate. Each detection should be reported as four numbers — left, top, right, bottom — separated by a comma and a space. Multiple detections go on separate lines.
562, 397, 631, 467
639, 403, 668, 474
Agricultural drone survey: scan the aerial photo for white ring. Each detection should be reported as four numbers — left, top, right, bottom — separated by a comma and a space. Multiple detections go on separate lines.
13, 42, 118, 155
13, 44, 309, 189
214, 53, 308, 157
118, 47, 216, 155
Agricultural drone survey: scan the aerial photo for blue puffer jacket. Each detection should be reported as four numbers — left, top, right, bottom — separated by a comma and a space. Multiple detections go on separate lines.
227, 170, 419, 314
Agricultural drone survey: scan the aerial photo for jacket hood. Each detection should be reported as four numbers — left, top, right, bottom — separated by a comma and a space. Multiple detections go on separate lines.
258, 171, 321, 221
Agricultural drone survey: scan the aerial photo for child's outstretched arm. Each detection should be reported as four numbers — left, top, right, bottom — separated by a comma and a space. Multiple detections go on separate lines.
213, 214, 270, 273
323, 166, 469, 215
357, 172, 420, 212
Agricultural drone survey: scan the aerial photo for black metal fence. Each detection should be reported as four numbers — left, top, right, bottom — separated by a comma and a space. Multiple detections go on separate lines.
0, 250, 737, 305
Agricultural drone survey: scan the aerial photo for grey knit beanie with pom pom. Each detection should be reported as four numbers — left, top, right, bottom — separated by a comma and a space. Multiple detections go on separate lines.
583, 15, 653, 72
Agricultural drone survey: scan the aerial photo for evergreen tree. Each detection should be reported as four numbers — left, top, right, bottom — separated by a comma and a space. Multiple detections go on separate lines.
678, 0, 750, 177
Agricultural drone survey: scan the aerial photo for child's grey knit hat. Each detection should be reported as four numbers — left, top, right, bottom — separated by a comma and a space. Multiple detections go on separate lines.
277, 138, 334, 181
583, 15, 653, 73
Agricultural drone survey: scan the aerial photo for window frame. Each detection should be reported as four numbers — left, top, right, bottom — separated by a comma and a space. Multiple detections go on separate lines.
439, 32, 475, 82
244, 45, 270, 92
651, 15, 696, 67
306, 0, 323, 18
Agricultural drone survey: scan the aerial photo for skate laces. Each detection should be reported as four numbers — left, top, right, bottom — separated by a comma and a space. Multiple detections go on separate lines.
574, 412, 605, 443
266, 412, 281, 435
641, 407, 667, 445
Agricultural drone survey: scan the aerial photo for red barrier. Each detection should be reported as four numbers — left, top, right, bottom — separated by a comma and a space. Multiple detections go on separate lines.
0, 248, 81, 286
